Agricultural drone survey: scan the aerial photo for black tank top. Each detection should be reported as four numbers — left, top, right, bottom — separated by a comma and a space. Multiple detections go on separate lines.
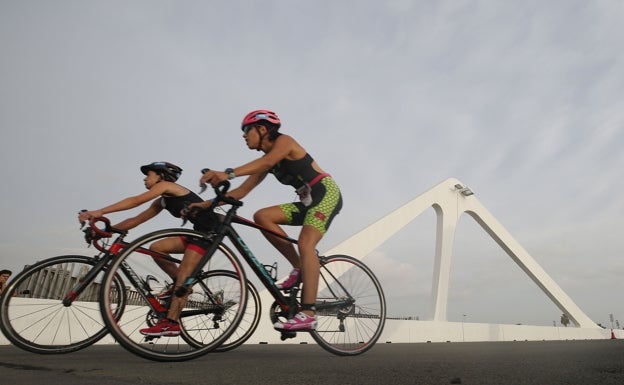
270, 153, 320, 189
161, 192, 216, 230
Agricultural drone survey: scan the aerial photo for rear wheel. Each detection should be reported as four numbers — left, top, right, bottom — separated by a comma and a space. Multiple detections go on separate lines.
99, 228, 247, 361
311, 255, 386, 356
0, 255, 126, 354
184, 270, 261, 353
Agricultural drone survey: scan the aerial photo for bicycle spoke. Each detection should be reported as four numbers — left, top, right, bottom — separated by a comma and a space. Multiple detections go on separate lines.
311, 255, 386, 355
0, 256, 123, 354
99, 228, 247, 361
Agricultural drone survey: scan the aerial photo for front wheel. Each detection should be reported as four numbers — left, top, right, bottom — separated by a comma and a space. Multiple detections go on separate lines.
311, 254, 386, 356
184, 270, 261, 353
0, 255, 126, 354
99, 228, 248, 362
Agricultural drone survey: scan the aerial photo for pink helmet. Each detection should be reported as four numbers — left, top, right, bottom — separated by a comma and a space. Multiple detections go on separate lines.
241, 110, 281, 131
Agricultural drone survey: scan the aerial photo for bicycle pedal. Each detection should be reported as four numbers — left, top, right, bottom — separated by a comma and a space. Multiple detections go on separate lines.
282, 285, 300, 293
279, 331, 297, 341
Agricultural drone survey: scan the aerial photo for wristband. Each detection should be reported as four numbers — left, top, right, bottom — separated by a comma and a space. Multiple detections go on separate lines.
225, 168, 236, 180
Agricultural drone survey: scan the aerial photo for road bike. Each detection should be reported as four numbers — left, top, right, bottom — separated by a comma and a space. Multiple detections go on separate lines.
0, 217, 260, 355
99, 181, 386, 361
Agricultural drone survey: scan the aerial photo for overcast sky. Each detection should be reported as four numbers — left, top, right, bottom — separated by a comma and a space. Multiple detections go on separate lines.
1, 1, 623, 328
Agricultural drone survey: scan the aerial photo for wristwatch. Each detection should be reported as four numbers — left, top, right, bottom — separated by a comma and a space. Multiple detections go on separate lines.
225, 168, 236, 180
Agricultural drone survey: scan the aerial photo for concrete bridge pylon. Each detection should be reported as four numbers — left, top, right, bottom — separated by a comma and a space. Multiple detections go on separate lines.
324, 177, 598, 328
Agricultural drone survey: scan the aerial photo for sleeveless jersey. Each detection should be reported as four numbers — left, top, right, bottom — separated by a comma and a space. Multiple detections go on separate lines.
161, 192, 217, 231
270, 153, 320, 189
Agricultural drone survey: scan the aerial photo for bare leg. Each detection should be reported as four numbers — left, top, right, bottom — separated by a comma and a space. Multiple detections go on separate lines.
298, 225, 323, 317
255, 207, 323, 318
167, 247, 203, 322
254, 206, 300, 268
149, 237, 184, 280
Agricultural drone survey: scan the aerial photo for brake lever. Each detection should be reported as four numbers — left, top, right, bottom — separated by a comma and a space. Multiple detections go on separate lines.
78, 209, 87, 229
198, 168, 210, 194
181, 206, 189, 226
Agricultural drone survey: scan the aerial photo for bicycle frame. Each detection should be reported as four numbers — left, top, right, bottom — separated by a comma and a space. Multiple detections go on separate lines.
178, 202, 295, 306
66, 219, 228, 322
224, 215, 355, 326
60, 226, 129, 307
179, 187, 357, 328
229, 216, 357, 318
228, 215, 295, 307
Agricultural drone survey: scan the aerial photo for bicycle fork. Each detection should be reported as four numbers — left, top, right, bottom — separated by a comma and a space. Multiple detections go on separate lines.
62, 256, 111, 307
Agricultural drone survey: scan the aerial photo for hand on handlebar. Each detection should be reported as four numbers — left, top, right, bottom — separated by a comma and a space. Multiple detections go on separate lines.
79, 215, 113, 246
180, 200, 208, 226
199, 168, 229, 192
78, 210, 125, 236
188, 200, 214, 212
78, 209, 104, 228
198, 168, 243, 207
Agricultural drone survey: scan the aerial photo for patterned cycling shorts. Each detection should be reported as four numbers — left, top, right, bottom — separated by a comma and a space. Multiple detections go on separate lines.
279, 177, 343, 235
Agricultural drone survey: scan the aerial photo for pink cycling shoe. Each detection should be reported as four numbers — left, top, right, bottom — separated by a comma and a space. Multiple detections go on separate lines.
273, 312, 317, 331
275, 268, 300, 290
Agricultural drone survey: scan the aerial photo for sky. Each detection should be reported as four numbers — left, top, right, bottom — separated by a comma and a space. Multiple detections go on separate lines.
1, 0, 623, 328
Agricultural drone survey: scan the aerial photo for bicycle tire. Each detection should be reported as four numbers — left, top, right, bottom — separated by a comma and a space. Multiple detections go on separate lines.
209, 271, 261, 353
310, 254, 386, 356
99, 228, 248, 361
0, 255, 126, 354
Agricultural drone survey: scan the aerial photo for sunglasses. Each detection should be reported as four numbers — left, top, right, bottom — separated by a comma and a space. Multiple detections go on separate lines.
242, 125, 258, 134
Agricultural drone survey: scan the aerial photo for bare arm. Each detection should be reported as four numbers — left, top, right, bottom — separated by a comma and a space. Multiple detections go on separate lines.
231, 135, 295, 176
190, 172, 268, 211
200, 135, 301, 188
78, 182, 174, 223
227, 172, 267, 200
113, 199, 163, 231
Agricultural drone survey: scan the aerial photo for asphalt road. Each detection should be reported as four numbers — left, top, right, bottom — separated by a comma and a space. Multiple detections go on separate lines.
1, 340, 623, 385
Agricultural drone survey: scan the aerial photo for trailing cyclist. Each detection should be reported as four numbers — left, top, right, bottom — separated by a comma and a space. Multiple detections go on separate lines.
78, 161, 219, 336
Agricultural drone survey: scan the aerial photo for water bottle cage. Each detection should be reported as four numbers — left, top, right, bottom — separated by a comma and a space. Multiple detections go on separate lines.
263, 262, 278, 281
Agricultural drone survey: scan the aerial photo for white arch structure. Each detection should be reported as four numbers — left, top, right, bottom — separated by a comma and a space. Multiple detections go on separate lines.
325, 177, 597, 328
